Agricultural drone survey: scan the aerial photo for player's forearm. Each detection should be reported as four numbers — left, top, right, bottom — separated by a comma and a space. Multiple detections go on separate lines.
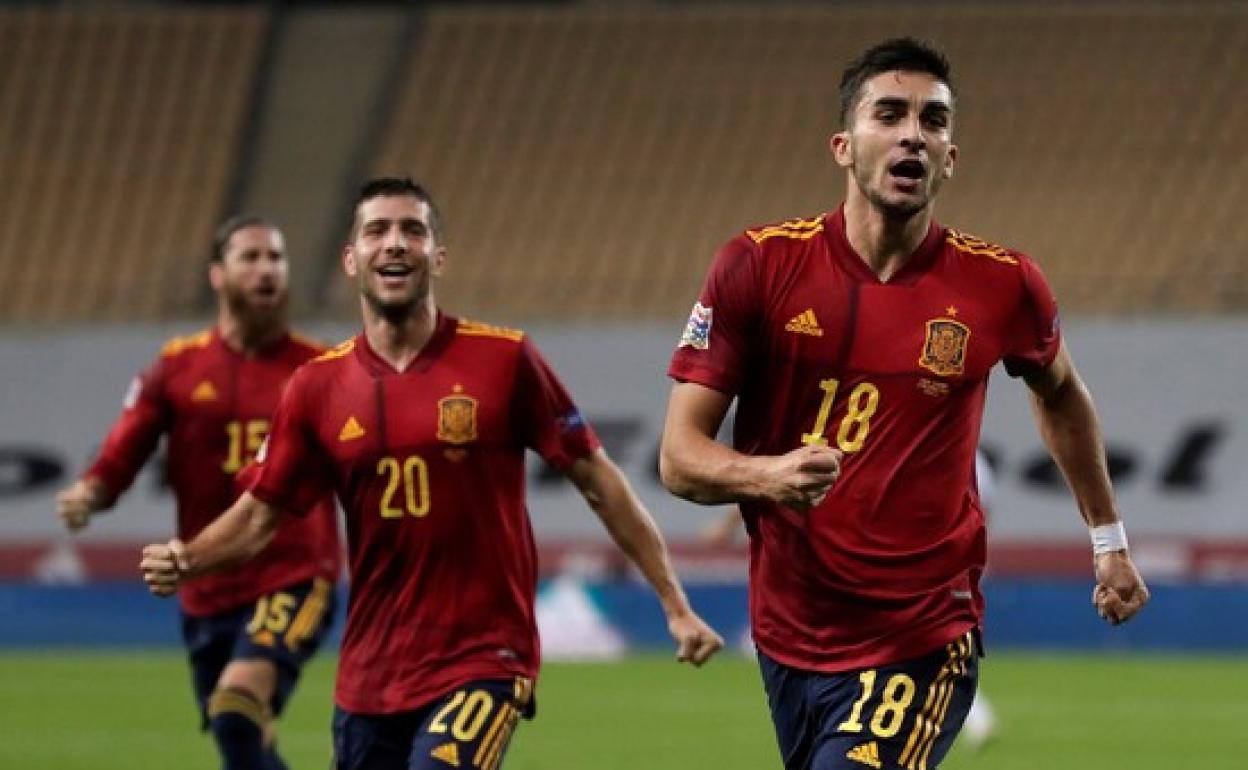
1029, 376, 1120, 527
576, 457, 694, 619
180, 493, 279, 579
659, 430, 773, 505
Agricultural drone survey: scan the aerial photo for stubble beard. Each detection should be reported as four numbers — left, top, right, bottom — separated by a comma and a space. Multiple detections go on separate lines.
361, 274, 431, 325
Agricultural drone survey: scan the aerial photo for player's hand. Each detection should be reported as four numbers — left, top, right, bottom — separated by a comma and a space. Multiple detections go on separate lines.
56, 478, 108, 532
669, 611, 724, 667
759, 445, 842, 510
1092, 550, 1149, 625
140, 539, 189, 597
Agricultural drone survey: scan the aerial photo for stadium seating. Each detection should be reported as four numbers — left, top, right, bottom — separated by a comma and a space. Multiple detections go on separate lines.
3, 3, 1245, 322
370, 4, 1248, 320
0, 7, 267, 323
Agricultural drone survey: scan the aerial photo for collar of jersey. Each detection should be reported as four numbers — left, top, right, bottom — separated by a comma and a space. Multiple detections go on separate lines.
823, 206, 945, 287
353, 311, 458, 376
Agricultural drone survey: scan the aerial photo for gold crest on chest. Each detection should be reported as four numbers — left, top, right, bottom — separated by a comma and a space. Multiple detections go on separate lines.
437, 385, 478, 445
918, 318, 970, 377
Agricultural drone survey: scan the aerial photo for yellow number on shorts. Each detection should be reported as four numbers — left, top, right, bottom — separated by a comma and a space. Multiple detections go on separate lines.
837, 669, 876, 732
837, 671, 917, 739
377, 455, 431, 518
246, 592, 296, 634
800, 379, 879, 453
223, 419, 270, 473
870, 674, 916, 738
428, 689, 495, 742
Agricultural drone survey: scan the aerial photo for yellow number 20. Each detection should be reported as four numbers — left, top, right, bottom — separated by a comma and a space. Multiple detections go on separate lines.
800, 378, 880, 453
377, 455, 431, 518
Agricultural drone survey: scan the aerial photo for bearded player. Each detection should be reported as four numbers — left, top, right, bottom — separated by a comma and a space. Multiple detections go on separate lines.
58, 216, 340, 770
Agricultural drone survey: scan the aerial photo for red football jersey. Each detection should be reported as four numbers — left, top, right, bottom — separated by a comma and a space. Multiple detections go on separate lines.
250, 313, 600, 714
669, 208, 1060, 672
86, 328, 341, 616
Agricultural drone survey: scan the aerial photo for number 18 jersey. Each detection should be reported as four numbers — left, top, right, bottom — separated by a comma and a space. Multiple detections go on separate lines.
669, 207, 1060, 672
251, 313, 600, 714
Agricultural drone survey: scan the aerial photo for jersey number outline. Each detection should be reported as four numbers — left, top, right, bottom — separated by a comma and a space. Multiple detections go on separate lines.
800, 378, 879, 452
377, 455, 431, 518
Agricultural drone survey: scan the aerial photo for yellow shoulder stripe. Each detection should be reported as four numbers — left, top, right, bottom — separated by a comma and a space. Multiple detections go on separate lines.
312, 338, 355, 362
746, 215, 825, 244
160, 329, 213, 357
457, 319, 525, 342
946, 229, 1019, 264
289, 331, 328, 353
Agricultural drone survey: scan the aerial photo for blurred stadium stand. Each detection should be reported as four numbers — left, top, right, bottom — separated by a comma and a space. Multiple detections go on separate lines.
0, 6, 268, 323
0, 2, 1244, 322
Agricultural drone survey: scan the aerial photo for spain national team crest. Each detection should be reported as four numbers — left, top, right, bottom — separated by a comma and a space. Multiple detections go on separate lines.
437, 386, 478, 445
918, 318, 970, 377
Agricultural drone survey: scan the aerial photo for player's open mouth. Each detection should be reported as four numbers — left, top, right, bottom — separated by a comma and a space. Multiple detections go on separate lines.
376, 265, 413, 277
888, 159, 926, 180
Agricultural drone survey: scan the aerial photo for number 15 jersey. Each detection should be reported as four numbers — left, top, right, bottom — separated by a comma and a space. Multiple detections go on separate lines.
250, 313, 599, 714
669, 207, 1060, 673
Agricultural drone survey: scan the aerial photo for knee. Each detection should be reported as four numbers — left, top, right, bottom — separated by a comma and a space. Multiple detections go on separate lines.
208, 687, 271, 736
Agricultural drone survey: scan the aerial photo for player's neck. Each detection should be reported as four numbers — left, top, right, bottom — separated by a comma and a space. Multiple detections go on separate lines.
842, 193, 933, 282
217, 308, 287, 355
360, 294, 439, 371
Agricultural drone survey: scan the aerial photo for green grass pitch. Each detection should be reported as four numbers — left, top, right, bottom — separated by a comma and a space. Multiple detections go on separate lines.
1, 651, 1244, 769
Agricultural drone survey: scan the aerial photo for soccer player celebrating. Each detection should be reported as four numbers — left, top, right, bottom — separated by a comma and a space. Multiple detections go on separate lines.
57, 216, 340, 770
660, 38, 1148, 770
141, 177, 723, 770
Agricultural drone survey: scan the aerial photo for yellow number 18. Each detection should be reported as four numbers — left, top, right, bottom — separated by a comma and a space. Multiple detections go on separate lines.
800, 378, 880, 453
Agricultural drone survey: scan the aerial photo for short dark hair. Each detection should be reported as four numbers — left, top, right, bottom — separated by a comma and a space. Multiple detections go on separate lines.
351, 176, 442, 238
212, 215, 278, 262
838, 38, 953, 127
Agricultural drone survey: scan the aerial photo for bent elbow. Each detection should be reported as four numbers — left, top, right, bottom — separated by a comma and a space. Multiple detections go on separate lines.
658, 447, 692, 499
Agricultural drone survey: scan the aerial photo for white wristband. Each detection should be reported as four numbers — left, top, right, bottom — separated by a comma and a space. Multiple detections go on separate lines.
1090, 522, 1129, 554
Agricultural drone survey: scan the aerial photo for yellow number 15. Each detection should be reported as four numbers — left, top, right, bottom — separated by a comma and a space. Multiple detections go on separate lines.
800, 378, 880, 453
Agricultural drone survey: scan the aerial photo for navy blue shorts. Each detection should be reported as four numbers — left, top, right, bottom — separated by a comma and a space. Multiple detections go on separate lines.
758, 629, 980, 770
181, 577, 336, 725
332, 677, 535, 770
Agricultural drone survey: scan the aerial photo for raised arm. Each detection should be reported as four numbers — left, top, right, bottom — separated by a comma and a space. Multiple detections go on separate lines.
1024, 340, 1149, 624
139, 492, 283, 596
565, 448, 723, 666
659, 381, 842, 510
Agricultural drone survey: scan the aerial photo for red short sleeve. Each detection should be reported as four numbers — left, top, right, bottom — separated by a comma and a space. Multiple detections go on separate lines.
248, 370, 333, 514
1002, 256, 1062, 378
667, 235, 761, 395
512, 337, 600, 471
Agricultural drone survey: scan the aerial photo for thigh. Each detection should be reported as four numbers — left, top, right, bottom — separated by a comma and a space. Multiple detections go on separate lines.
810, 630, 980, 770
182, 608, 248, 724
333, 708, 425, 770
230, 578, 337, 715
757, 651, 817, 770
407, 678, 534, 770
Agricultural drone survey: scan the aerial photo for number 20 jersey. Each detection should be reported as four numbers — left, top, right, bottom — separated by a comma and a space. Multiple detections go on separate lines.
250, 313, 600, 714
669, 207, 1060, 673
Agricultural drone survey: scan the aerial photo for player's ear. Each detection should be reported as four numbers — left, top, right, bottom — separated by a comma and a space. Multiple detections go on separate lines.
342, 245, 359, 278
943, 143, 958, 179
208, 261, 224, 292
431, 246, 447, 278
830, 131, 852, 169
